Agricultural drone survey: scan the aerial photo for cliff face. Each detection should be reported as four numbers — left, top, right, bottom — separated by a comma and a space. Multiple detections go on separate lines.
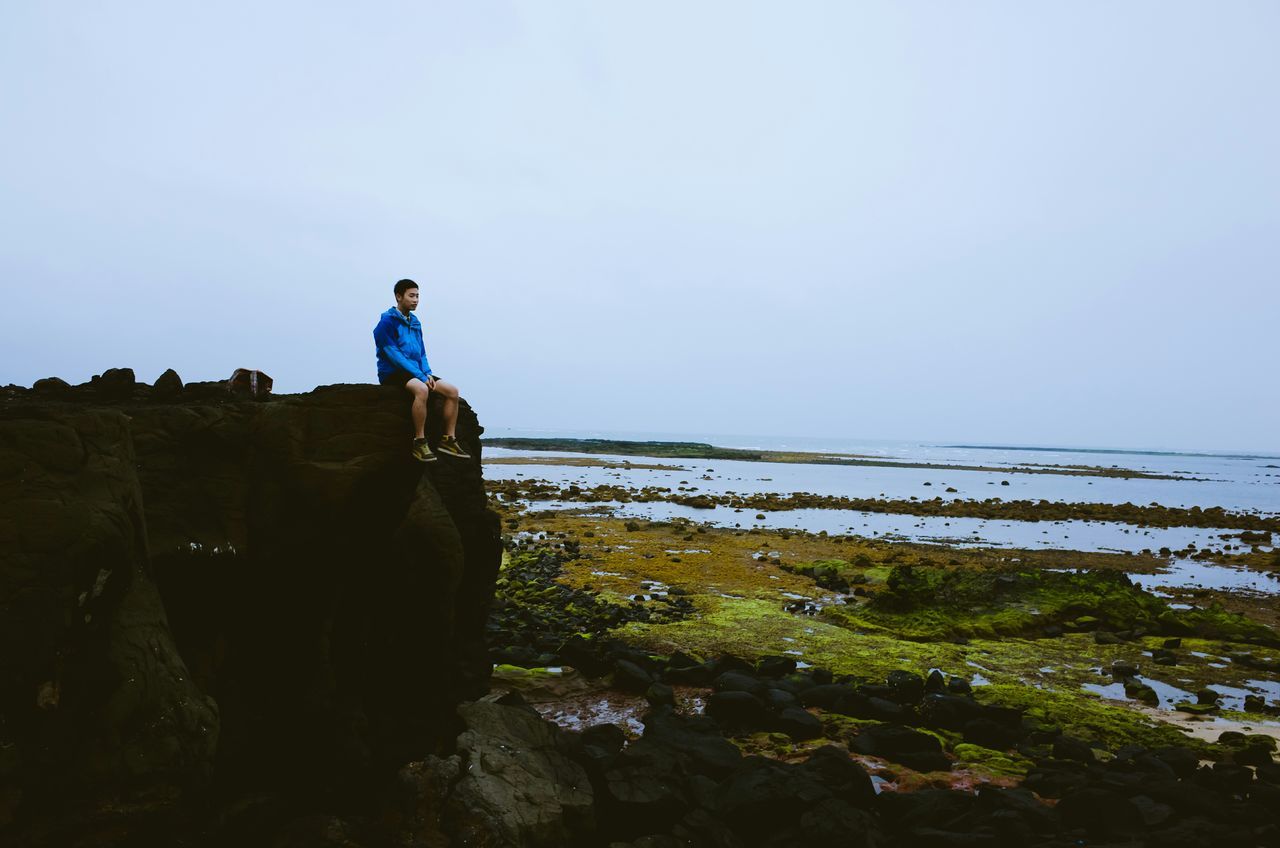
0, 373, 501, 842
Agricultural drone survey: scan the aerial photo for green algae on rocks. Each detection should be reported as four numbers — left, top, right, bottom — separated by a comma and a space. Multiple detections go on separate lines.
493, 508, 1280, 761
815, 564, 1278, 645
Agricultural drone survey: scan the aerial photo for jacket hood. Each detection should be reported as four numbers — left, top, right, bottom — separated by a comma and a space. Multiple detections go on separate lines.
383, 306, 419, 325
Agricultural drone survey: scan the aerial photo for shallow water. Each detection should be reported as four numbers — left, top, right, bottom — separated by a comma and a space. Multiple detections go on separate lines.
485, 437, 1280, 515
1080, 677, 1195, 709
519, 497, 1243, 551
1128, 558, 1280, 595
1083, 675, 1280, 713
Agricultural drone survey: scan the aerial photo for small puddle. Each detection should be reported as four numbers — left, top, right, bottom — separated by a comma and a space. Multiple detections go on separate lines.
1128, 558, 1280, 595
1082, 675, 1194, 709
1082, 681, 1126, 700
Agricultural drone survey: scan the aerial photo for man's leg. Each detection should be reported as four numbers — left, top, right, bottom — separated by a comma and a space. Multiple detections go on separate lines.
432, 380, 471, 459
432, 379, 461, 437
405, 377, 431, 439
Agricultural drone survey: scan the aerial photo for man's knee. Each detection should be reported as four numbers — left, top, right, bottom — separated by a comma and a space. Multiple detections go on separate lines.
436, 379, 460, 399
405, 378, 430, 399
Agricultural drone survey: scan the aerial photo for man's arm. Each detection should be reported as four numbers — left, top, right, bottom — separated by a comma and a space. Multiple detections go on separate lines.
373, 316, 430, 382
414, 322, 433, 382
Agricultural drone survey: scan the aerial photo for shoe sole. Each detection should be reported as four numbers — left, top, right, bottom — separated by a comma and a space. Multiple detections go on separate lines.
413, 453, 438, 463
437, 449, 471, 459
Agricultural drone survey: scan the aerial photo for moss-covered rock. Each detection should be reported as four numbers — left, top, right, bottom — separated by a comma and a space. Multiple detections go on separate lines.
951, 743, 1033, 779
822, 565, 1167, 642
976, 684, 1212, 755
1159, 605, 1280, 646
816, 564, 1278, 646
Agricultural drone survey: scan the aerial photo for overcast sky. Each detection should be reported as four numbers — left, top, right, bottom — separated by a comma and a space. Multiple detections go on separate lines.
2, 2, 1277, 452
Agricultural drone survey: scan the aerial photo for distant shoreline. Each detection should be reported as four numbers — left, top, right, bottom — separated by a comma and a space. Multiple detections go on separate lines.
483, 437, 1190, 480
941, 444, 1280, 462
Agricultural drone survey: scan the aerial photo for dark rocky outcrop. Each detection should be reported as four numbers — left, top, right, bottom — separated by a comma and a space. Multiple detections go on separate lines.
1, 374, 501, 844
414, 697, 595, 847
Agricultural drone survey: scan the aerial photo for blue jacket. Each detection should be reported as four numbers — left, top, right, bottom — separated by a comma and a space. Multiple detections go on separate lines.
373, 307, 432, 382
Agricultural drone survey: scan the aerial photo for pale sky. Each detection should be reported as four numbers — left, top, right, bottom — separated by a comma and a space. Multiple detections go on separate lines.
2, 2, 1277, 452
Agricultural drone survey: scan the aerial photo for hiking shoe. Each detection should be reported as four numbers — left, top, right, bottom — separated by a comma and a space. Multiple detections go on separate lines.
412, 438, 437, 463
437, 435, 471, 459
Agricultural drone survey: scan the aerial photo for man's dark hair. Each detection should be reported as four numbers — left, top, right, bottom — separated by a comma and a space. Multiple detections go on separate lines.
394, 278, 419, 297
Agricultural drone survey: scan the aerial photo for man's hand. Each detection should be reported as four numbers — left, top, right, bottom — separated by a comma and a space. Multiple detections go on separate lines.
424, 375, 437, 389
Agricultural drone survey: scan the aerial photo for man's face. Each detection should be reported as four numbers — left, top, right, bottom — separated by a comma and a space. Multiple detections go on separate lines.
396, 287, 420, 312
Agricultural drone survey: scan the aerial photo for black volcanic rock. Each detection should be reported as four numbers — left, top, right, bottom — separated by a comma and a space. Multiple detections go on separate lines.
438, 699, 595, 846
153, 368, 184, 397
94, 366, 137, 398
0, 380, 500, 842
31, 376, 70, 394
851, 723, 950, 773
706, 691, 770, 733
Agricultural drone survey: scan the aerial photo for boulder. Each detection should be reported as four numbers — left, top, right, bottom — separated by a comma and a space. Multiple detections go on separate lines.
962, 717, 1021, 750
919, 693, 986, 730
707, 691, 770, 733
1110, 660, 1139, 678
711, 757, 831, 838
713, 671, 768, 698
94, 366, 137, 398
1055, 787, 1142, 837
762, 688, 799, 711
31, 376, 70, 394
850, 724, 950, 772
885, 670, 925, 704
797, 746, 876, 808
776, 706, 823, 741
755, 655, 797, 678
640, 710, 742, 779
799, 683, 858, 711
645, 682, 676, 709
613, 659, 656, 693
1052, 735, 1096, 764
797, 799, 877, 847
444, 699, 595, 847
153, 368, 184, 397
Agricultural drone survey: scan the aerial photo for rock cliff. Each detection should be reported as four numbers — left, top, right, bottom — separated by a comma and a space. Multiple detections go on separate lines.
0, 370, 501, 844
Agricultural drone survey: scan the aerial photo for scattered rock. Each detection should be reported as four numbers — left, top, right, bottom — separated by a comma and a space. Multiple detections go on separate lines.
645, 682, 676, 709
1110, 660, 1139, 678
153, 367, 184, 397
777, 707, 823, 741
32, 376, 71, 394
850, 723, 950, 772
706, 691, 769, 732
94, 366, 137, 398
614, 659, 656, 694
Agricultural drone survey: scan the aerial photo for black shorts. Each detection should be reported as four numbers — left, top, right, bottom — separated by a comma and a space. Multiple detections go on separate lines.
379, 371, 439, 388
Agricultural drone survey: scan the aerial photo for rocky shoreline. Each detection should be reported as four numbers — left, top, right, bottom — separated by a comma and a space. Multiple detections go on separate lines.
466, 520, 1280, 846
471, 465, 1280, 845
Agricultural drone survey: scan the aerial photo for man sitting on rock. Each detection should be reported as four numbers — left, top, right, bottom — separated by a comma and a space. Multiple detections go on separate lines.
374, 278, 471, 463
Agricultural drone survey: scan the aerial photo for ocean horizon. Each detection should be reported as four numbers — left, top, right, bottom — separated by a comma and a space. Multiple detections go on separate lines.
483, 425, 1280, 464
